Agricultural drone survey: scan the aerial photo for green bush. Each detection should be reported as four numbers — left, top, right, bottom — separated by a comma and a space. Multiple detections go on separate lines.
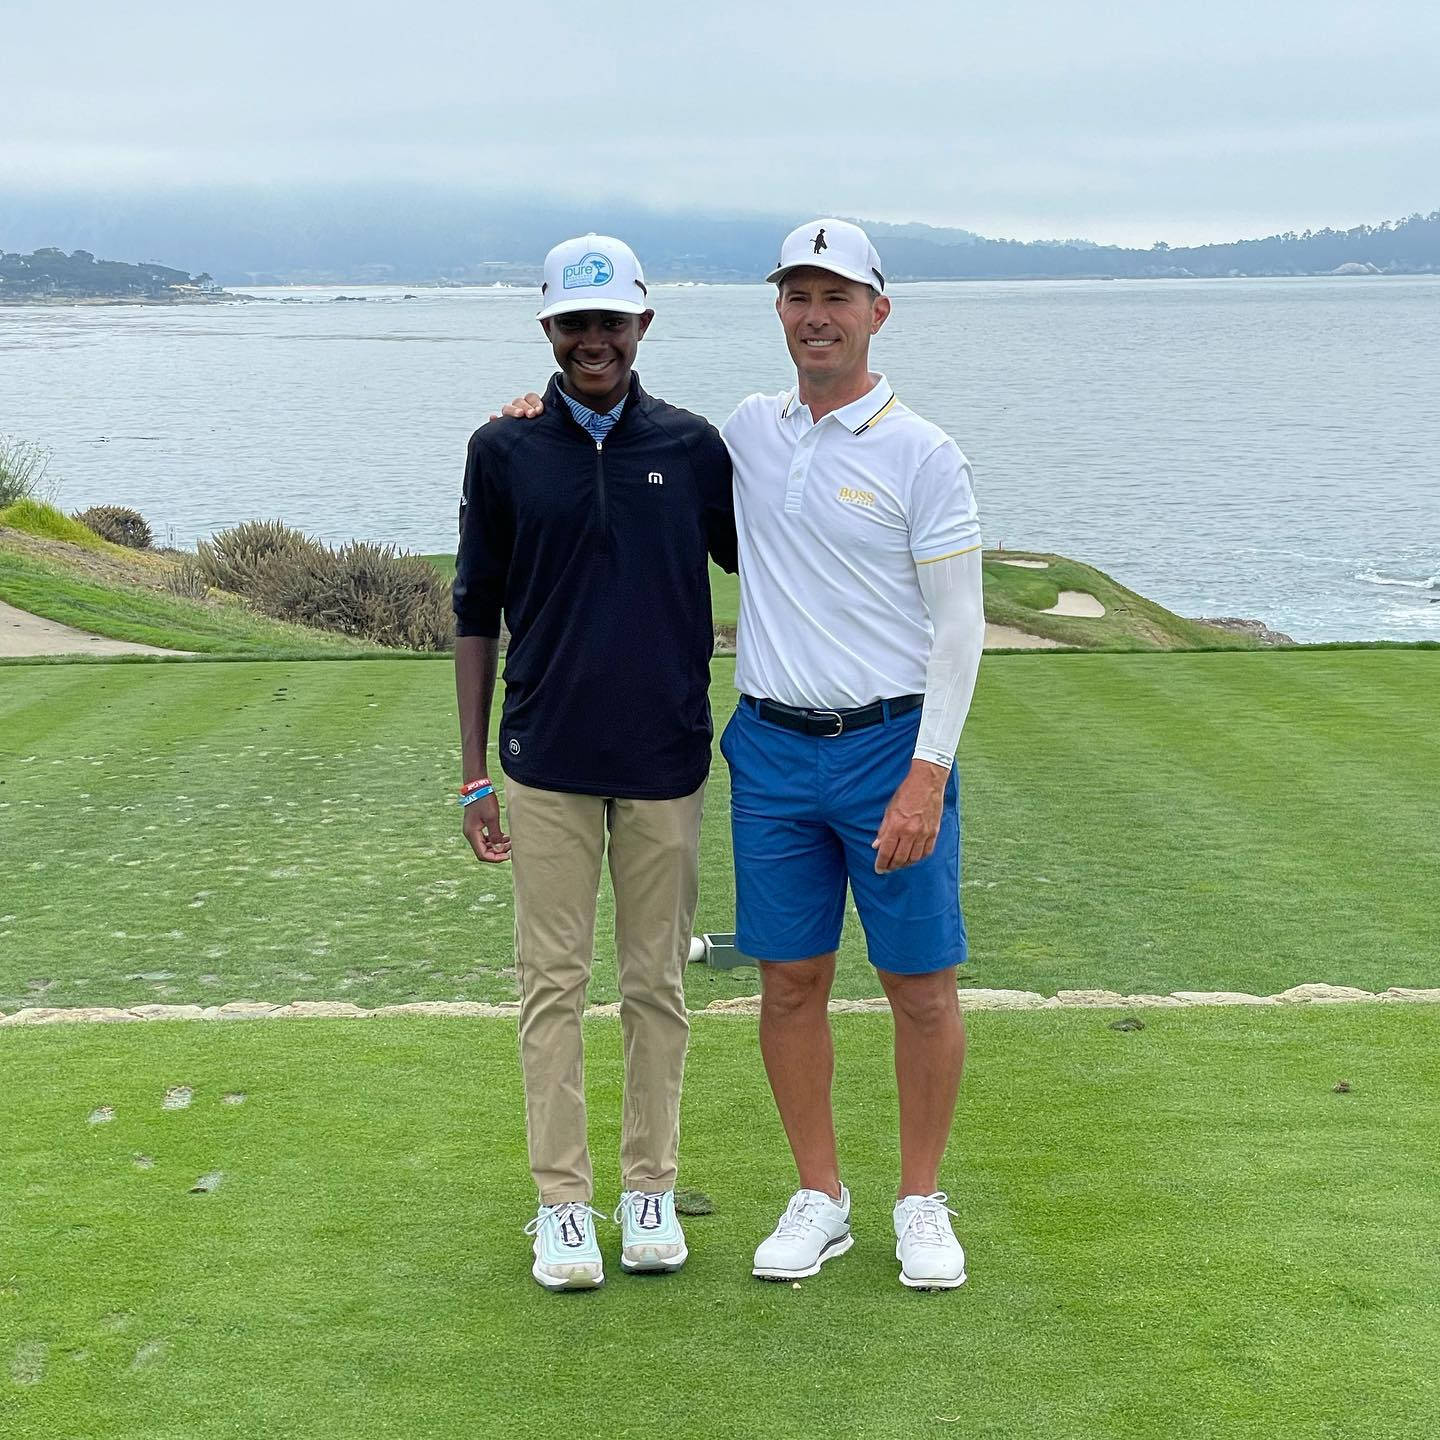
74, 504, 153, 549
0, 436, 53, 506
198, 522, 453, 651
0, 498, 107, 549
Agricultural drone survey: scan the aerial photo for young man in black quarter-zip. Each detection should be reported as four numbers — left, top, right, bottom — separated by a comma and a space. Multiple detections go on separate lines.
452, 234, 737, 1292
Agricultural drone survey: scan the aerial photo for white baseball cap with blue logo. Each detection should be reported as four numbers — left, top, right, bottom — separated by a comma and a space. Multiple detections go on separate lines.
537, 234, 649, 320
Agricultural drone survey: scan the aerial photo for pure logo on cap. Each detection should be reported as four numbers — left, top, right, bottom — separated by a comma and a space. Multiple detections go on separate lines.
562, 252, 614, 290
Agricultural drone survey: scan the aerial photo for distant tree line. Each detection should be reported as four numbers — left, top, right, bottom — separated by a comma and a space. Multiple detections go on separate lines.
880, 210, 1440, 280
1, 190, 1436, 285
0, 248, 219, 300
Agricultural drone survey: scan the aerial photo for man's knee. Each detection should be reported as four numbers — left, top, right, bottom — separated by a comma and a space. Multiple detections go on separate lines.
759, 956, 834, 1018
882, 969, 960, 1030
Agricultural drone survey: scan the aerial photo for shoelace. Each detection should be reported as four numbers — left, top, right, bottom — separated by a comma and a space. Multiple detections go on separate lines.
897, 1192, 959, 1249
523, 1202, 606, 1249
613, 1192, 664, 1230
774, 1191, 827, 1241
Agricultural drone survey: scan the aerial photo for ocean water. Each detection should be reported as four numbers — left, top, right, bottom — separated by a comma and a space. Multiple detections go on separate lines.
2, 276, 1437, 642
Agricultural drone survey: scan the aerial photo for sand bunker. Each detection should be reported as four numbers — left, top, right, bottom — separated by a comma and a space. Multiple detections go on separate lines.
996, 558, 1050, 569
985, 623, 1062, 650
1041, 591, 1106, 618
0, 600, 190, 658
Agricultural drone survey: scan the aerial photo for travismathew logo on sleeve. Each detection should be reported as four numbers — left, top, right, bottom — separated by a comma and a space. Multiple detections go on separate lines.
562, 252, 614, 290
812, 228, 827, 255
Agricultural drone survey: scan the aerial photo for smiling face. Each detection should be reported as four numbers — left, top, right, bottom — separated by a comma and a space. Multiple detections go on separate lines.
776, 267, 890, 397
542, 308, 654, 411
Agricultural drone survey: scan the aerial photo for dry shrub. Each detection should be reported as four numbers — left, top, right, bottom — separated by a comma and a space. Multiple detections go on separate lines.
195, 519, 316, 593
75, 504, 153, 549
164, 556, 210, 598
0, 436, 53, 506
199, 522, 453, 650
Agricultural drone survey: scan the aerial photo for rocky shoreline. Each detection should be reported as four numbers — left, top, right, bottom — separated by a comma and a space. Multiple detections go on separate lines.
1193, 616, 1296, 646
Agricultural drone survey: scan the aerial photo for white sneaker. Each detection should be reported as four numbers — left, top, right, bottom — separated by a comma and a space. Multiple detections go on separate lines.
752, 1186, 853, 1280
893, 1192, 967, 1290
614, 1190, 688, 1273
523, 1203, 606, 1291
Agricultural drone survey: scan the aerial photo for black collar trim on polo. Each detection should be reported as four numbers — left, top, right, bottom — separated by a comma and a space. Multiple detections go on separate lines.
851, 391, 898, 435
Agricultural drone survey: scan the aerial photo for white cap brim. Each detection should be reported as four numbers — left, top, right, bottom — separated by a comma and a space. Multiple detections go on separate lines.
536, 295, 649, 321
766, 258, 883, 288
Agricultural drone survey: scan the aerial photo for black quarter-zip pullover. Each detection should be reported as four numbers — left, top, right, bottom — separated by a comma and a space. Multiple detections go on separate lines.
453, 372, 737, 799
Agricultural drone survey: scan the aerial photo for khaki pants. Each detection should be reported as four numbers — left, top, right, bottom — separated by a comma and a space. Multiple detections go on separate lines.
506, 776, 705, 1205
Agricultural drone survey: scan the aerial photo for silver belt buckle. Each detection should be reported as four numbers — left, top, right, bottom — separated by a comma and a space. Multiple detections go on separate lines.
814, 709, 845, 738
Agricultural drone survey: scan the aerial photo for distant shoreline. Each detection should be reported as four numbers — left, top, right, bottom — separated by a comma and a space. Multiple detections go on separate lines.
6, 272, 1437, 308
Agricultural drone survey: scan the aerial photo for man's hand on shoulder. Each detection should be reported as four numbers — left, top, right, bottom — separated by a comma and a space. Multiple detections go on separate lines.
871, 759, 949, 873
488, 392, 546, 422
463, 792, 512, 863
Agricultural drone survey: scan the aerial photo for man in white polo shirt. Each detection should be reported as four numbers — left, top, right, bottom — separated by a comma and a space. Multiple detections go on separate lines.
723, 219, 985, 1291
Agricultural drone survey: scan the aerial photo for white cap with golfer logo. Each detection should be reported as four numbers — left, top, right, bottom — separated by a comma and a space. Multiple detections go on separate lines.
766, 218, 885, 291
537, 233, 649, 320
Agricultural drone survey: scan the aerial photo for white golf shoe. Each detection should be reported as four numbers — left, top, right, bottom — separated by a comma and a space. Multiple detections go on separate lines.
614, 1190, 688, 1273
893, 1192, 967, 1290
524, 1203, 606, 1291
752, 1185, 853, 1280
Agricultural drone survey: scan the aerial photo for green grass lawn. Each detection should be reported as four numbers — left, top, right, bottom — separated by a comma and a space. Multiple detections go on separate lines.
2, 1006, 1437, 1439
2, 649, 1437, 1014
0, 546, 392, 661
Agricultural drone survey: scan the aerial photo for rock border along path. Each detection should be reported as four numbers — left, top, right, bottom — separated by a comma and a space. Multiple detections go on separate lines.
3, 984, 1439, 1027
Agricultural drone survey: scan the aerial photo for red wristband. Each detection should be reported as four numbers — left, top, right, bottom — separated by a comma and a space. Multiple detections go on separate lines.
459, 778, 493, 796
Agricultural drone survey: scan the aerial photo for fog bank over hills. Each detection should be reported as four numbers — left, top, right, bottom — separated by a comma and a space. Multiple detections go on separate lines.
2, 187, 1436, 285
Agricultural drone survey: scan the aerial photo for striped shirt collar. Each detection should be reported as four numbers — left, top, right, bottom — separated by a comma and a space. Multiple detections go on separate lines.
559, 387, 628, 444
778, 374, 896, 436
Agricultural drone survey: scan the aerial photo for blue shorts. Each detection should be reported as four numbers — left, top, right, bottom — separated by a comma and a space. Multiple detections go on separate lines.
719, 699, 966, 976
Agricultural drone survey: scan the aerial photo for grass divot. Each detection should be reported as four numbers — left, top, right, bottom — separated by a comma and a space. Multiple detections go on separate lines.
11, 1339, 47, 1386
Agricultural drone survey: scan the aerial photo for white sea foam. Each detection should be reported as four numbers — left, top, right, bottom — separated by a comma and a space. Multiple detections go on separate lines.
1353, 568, 1438, 591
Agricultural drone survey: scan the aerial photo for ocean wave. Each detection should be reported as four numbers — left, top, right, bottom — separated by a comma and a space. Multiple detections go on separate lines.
1353, 568, 1439, 591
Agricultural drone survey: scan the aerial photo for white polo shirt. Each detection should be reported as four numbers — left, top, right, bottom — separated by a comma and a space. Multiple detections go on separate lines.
721, 374, 981, 709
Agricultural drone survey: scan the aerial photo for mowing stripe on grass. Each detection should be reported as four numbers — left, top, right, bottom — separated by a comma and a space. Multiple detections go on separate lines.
2, 650, 1437, 1014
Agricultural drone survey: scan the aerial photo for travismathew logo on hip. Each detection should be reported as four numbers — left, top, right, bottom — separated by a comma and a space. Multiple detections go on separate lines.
562, 252, 614, 290
812, 228, 827, 255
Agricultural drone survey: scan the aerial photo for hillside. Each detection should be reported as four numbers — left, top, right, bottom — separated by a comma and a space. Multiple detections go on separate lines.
3, 188, 1436, 285
0, 248, 221, 303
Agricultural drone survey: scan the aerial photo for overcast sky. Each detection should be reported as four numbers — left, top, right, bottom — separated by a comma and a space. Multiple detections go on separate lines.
7, 0, 1438, 246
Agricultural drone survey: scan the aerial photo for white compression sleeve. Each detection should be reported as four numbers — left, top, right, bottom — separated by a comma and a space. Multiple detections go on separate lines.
913, 546, 985, 770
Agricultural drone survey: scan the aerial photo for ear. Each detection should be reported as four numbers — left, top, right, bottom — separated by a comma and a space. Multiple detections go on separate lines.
871, 293, 892, 334
540, 318, 554, 340
636, 308, 656, 340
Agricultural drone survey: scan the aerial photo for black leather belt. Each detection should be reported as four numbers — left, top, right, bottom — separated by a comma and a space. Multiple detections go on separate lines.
742, 693, 923, 739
